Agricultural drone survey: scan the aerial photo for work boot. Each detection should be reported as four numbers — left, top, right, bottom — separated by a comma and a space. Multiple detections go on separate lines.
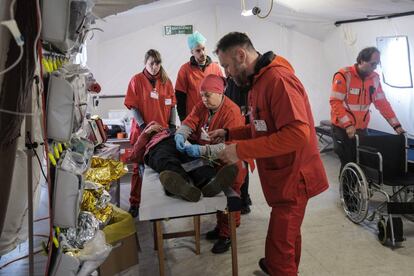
258, 258, 269, 275
245, 194, 253, 206
128, 205, 139, 218
202, 164, 239, 197
211, 237, 231, 254
164, 188, 174, 197
159, 170, 201, 202
205, 227, 220, 240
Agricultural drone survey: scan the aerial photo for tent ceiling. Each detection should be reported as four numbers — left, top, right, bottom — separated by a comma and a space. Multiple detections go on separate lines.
93, 0, 414, 40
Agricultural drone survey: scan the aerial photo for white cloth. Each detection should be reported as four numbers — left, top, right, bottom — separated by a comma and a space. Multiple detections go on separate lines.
139, 166, 227, 221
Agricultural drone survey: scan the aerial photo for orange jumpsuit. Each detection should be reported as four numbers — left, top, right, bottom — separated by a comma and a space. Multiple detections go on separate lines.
124, 70, 176, 206
228, 54, 329, 275
175, 58, 222, 119
183, 97, 247, 237
330, 64, 400, 129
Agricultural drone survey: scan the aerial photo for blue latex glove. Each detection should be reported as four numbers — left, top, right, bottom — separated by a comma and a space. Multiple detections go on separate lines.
174, 134, 186, 152
184, 144, 201, 157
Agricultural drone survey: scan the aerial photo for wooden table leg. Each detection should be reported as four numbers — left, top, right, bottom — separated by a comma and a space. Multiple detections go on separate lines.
229, 211, 238, 276
155, 220, 165, 276
193, 215, 201, 255
116, 179, 121, 207
153, 222, 158, 250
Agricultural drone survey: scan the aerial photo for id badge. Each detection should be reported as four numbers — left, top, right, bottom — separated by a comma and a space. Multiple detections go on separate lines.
254, 120, 267, 132
150, 89, 159, 99
165, 98, 172, 105
350, 88, 360, 95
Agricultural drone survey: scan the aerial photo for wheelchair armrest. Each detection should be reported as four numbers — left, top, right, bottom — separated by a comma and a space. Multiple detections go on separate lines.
357, 145, 379, 154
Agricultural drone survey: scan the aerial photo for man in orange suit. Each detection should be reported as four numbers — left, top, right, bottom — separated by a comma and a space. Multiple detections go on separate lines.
209, 32, 329, 276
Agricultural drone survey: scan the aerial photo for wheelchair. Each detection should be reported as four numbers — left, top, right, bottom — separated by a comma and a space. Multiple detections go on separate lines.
339, 133, 414, 247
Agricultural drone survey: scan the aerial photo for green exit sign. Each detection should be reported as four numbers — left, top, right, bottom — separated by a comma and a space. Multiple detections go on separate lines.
164, 25, 193, 36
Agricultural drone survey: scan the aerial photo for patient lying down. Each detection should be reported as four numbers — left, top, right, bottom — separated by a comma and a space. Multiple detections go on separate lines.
127, 121, 238, 202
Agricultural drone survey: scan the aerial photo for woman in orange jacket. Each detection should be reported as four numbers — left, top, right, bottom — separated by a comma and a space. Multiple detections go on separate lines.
175, 74, 249, 254
124, 49, 176, 217
210, 32, 329, 276
330, 47, 405, 170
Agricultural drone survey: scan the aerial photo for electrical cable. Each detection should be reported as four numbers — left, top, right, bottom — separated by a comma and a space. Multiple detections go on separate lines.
0, 108, 34, 116
34, 216, 50, 223
26, 132, 48, 180
0, 249, 42, 270
0, 45, 23, 75
0, 0, 24, 76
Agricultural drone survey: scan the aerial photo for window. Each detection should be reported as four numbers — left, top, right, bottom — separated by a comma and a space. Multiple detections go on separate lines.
376, 36, 412, 88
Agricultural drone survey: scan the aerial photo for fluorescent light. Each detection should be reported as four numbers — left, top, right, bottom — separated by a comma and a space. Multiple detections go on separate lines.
241, 9, 253, 16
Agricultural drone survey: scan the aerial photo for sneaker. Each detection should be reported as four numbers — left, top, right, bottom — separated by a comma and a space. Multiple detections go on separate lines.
128, 205, 139, 218
206, 227, 220, 240
258, 258, 269, 275
211, 237, 231, 254
240, 204, 251, 215
202, 164, 239, 197
159, 170, 201, 202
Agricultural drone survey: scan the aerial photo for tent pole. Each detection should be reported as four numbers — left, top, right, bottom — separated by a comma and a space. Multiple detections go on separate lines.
25, 89, 34, 276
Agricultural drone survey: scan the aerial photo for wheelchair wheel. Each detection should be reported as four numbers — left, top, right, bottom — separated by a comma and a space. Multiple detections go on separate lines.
377, 217, 404, 246
339, 162, 369, 224
377, 218, 388, 245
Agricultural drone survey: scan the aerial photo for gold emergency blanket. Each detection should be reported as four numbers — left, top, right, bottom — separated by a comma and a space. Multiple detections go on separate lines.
85, 157, 128, 187
81, 186, 113, 225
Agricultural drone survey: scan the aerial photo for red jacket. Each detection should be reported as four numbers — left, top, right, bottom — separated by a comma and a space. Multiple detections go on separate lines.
124, 71, 176, 145
229, 55, 329, 205
330, 65, 400, 129
183, 97, 244, 145
183, 97, 249, 189
175, 59, 222, 117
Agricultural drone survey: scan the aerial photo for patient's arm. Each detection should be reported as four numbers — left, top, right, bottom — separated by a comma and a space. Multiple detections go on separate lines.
200, 143, 225, 160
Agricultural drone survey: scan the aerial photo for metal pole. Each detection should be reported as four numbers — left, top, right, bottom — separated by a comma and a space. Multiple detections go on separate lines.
25, 90, 34, 276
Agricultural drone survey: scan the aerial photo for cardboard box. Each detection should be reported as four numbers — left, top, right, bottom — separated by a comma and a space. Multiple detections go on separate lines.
98, 233, 139, 276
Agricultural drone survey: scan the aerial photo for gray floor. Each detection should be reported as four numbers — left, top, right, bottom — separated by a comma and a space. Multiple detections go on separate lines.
132, 151, 414, 276
1, 150, 414, 275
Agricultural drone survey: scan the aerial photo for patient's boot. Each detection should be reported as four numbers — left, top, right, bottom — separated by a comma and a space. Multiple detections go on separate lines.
202, 164, 238, 197
159, 170, 201, 202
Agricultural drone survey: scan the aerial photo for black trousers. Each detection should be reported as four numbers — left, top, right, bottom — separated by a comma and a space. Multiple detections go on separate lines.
332, 125, 368, 171
145, 137, 216, 188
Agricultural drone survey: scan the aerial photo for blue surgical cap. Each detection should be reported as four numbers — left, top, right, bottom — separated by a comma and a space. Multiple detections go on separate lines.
187, 31, 207, 50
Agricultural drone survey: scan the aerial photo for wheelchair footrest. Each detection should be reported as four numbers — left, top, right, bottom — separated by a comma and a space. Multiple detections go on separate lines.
388, 217, 404, 243
387, 202, 414, 214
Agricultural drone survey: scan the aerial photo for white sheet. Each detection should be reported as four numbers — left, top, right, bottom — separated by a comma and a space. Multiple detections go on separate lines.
139, 166, 226, 221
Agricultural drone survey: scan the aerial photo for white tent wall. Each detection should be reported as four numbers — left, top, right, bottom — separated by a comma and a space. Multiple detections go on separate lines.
86, 4, 331, 124
322, 16, 414, 135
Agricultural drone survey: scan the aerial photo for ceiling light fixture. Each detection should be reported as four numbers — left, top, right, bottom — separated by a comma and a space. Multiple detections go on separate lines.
240, 0, 274, 19
241, 6, 261, 17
